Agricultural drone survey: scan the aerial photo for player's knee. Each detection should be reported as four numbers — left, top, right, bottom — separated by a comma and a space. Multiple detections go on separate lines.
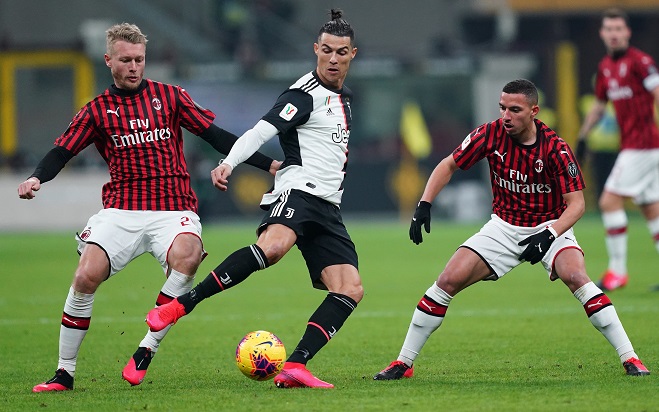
340, 272, 364, 303
169, 253, 202, 275
436, 275, 461, 297
598, 192, 623, 212
169, 236, 203, 272
559, 270, 590, 292
261, 243, 289, 265
72, 269, 104, 293
330, 283, 363, 304
597, 196, 607, 211
347, 283, 364, 303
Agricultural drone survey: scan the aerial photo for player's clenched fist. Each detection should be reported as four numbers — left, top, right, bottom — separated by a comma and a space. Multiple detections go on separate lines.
18, 177, 41, 199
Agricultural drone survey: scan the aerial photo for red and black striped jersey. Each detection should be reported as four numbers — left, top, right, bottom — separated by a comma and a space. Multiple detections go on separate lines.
453, 119, 585, 227
595, 46, 659, 149
54, 79, 215, 212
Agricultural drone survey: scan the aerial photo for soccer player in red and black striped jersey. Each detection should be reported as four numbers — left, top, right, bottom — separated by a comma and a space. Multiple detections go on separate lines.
19, 23, 278, 392
374, 79, 649, 380
576, 8, 659, 291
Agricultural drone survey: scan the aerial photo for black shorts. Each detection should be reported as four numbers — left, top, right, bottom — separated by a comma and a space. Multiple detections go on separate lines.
258, 189, 359, 289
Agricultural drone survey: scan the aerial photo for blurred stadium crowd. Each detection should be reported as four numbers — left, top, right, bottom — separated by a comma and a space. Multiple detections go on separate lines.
2, 0, 659, 222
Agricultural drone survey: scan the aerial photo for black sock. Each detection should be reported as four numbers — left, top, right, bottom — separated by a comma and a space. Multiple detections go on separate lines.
178, 245, 268, 313
287, 293, 357, 364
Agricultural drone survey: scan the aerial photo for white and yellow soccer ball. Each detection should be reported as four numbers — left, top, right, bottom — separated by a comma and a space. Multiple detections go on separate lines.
235, 330, 286, 381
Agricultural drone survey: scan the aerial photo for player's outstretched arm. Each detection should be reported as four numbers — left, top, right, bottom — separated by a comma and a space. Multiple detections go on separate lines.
211, 120, 279, 191
17, 146, 74, 199
199, 124, 278, 174
409, 155, 459, 244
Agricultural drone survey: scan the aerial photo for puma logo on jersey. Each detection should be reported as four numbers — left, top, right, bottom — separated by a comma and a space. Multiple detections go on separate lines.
106, 107, 120, 118
494, 150, 506, 162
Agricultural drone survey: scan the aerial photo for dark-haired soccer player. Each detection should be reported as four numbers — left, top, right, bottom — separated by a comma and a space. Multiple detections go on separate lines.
19, 23, 278, 392
147, 9, 360, 389
374, 79, 649, 380
576, 8, 659, 291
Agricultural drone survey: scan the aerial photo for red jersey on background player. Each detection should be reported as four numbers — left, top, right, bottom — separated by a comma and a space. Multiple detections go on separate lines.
19, 23, 278, 392
576, 8, 659, 291
374, 79, 649, 380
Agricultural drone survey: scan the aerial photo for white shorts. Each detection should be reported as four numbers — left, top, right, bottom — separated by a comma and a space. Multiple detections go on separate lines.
604, 149, 659, 204
461, 214, 583, 280
76, 209, 204, 277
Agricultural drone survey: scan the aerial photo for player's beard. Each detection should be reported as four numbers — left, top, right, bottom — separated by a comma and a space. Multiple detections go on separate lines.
118, 75, 142, 91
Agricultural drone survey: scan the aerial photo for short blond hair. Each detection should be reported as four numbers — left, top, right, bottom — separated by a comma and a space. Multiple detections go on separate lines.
106, 23, 148, 55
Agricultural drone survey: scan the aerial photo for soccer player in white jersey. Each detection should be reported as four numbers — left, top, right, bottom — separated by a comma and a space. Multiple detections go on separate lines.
146, 9, 361, 389
374, 79, 649, 380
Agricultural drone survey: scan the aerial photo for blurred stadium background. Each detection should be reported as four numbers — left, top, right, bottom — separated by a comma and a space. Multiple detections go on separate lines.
2, 0, 659, 230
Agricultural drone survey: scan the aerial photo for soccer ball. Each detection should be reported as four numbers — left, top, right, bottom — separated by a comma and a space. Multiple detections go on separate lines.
235, 330, 286, 381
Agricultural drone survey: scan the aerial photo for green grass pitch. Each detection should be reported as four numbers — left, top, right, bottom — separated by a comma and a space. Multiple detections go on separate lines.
1, 213, 657, 411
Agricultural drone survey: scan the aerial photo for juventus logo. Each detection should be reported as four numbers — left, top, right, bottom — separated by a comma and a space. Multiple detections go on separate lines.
106, 107, 120, 118
270, 190, 291, 218
285, 208, 295, 218
220, 273, 232, 285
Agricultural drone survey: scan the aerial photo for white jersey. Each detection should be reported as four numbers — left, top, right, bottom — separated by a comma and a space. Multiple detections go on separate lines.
260, 71, 353, 207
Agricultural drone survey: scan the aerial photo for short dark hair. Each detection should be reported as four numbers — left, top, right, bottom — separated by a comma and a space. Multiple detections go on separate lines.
502, 79, 538, 106
601, 7, 629, 26
318, 9, 355, 45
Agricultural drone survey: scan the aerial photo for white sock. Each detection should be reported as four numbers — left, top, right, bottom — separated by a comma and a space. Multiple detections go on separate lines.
602, 210, 628, 275
398, 283, 453, 366
646, 216, 659, 254
574, 282, 636, 362
58, 287, 95, 377
138, 269, 194, 352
